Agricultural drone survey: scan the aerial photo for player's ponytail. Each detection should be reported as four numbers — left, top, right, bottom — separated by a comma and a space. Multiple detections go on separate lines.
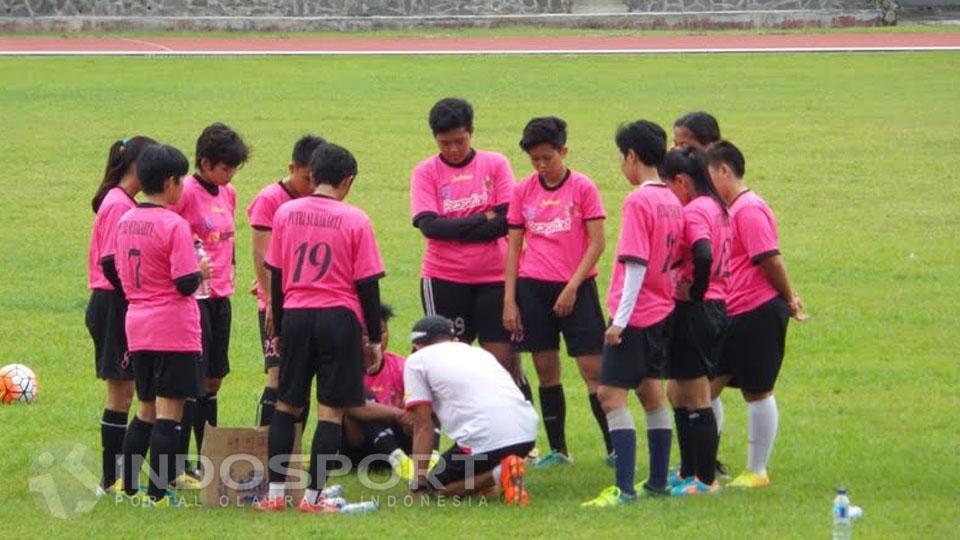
91, 136, 157, 213
661, 145, 727, 214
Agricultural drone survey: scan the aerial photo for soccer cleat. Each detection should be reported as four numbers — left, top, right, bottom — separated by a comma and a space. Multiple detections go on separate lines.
525, 446, 540, 464
297, 497, 341, 514
634, 479, 670, 498
581, 486, 637, 507
393, 453, 415, 481
429, 450, 441, 471
96, 478, 122, 498
253, 496, 288, 513
532, 451, 573, 469
666, 467, 686, 489
728, 471, 770, 488
715, 460, 732, 482
171, 472, 203, 490
500, 455, 529, 506
671, 477, 720, 496
605, 452, 617, 468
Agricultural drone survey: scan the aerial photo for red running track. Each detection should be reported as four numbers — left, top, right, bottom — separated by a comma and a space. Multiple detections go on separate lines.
0, 33, 958, 55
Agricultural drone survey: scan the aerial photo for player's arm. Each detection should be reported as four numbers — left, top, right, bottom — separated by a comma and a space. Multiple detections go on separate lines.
345, 401, 406, 423
607, 260, 647, 345
252, 227, 272, 301
688, 239, 713, 302
458, 203, 509, 243
99, 255, 124, 297
502, 227, 523, 333
555, 218, 605, 317
413, 211, 488, 240
407, 403, 436, 493
268, 264, 283, 338
757, 254, 805, 319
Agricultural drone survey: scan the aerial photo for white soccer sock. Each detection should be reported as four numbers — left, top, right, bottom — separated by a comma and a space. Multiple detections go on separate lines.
747, 395, 778, 475
491, 464, 502, 488
644, 406, 672, 430
268, 482, 285, 500
712, 397, 725, 435
304, 489, 320, 504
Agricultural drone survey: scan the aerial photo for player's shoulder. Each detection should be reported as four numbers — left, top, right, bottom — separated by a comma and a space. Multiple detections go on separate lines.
731, 190, 772, 218
474, 149, 509, 164
514, 171, 539, 191
384, 351, 406, 367
413, 154, 442, 175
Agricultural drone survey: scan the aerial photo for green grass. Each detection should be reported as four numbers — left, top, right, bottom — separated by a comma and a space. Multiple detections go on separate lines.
1, 51, 959, 538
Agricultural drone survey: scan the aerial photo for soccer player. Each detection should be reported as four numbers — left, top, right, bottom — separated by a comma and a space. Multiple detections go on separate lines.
660, 146, 731, 495
503, 116, 610, 468
115, 144, 205, 506
404, 316, 538, 504
672, 111, 721, 149
410, 97, 530, 398
705, 140, 805, 488
88, 135, 156, 494
255, 142, 385, 514
582, 120, 683, 507
170, 122, 249, 470
247, 134, 326, 426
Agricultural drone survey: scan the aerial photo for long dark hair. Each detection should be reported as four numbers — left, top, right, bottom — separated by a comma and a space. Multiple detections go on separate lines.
660, 145, 726, 213
674, 111, 721, 147
91, 136, 156, 213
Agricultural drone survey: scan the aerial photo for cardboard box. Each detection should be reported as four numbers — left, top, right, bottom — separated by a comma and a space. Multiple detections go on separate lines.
199, 424, 305, 508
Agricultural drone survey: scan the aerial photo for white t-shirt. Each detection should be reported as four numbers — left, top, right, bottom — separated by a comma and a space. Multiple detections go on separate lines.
404, 341, 539, 454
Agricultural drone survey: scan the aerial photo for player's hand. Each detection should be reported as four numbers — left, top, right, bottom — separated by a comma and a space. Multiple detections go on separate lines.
789, 294, 809, 322
674, 280, 692, 302
397, 411, 415, 430
605, 325, 625, 346
364, 342, 383, 369
264, 306, 275, 338
553, 285, 577, 318
199, 257, 212, 279
484, 210, 497, 220
502, 300, 522, 334
249, 278, 258, 297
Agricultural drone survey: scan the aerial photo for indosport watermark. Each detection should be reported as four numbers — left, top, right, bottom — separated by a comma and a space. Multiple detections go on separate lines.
29, 442, 492, 517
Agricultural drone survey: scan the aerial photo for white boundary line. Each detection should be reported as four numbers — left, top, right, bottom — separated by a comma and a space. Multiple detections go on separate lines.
1, 45, 959, 56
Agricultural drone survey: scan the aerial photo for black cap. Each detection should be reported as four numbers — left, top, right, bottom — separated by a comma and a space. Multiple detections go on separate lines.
410, 316, 456, 345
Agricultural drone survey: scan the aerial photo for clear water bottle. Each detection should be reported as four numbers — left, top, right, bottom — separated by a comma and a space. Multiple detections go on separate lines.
321, 484, 344, 498
339, 500, 379, 515
194, 239, 211, 299
832, 488, 852, 540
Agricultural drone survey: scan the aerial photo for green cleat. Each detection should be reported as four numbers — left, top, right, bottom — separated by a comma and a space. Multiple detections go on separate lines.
532, 451, 573, 469
581, 486, 637, 507
634, 479, 670, 498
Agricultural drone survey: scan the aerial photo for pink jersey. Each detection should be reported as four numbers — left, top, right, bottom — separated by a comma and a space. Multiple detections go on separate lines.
169, 174, 237, 298
410, 150, 515, 284
364, 351, 405, 408
265, 195, 385, 324
115, 205, 201, 352
507, 169, 606, 283
678, 196, 731, 302
246, 181, 297, 310
607, 183, 684, 329
88, 187, 137, 290
726, 190, 781, 316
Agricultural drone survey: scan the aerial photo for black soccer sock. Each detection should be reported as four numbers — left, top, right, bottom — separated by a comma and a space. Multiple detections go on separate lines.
674, 407, 694, 480
193, 395, 207, 456
518, 377, 534, 403
258, 387, 277, 427
589, 393, 613, 455
308, 421, 344, 493
690, 407, 719, 485
101, 409, 128, 489
195, 393, 218, 455
147, 419, 179, 501
179, 398, 196, 472
268, 410, 297, 484
539, 385, 567, 455
361, 420, 401, 455
121, 416, 153, 496
297, 398, 311, 425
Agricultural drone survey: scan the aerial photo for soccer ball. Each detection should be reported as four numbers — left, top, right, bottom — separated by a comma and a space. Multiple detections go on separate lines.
0, 364, 39, 404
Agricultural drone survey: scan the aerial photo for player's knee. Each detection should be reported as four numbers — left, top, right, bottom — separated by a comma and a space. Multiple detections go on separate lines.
275, 400, 302, 417
742, 390, 772, 402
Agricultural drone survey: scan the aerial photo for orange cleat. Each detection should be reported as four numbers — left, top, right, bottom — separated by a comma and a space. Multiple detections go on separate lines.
500, 454, 529, 506
252, 496, 287, 513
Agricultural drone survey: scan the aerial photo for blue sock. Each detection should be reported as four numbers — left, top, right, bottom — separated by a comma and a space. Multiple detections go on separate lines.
606, 408, 636, 496
645, 407, 673, 490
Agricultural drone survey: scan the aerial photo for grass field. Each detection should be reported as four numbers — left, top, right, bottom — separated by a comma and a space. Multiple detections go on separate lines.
1, 50, 959, 538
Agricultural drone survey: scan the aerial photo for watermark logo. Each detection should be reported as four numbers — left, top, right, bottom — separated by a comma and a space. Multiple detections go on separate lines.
29, 442, 100, 519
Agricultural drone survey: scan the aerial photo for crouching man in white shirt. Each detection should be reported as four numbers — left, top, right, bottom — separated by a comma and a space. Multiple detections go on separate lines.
404, 315, 539, 505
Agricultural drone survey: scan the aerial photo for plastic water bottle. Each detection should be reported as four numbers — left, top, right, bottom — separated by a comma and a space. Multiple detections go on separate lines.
194, 239, 211, 299
832, 488, 852, 540
321, 484, 344, 498
339, 500, 379, 515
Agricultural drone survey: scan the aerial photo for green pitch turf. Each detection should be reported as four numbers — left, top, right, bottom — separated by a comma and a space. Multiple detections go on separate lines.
0, 51, 958, 538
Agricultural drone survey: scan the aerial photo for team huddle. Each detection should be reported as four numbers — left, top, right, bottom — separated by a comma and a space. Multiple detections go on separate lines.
85, 97, 803, 511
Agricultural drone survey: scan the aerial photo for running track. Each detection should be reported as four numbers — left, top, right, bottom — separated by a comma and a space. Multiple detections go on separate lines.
1, 33, 958, 55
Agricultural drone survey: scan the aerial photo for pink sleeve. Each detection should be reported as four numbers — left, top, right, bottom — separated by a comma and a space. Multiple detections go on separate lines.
616, 197, 651, 265
247, 195, 278, 229
264, 209, 285, 269
506, 181, 525, 226
684, 204, 711, 245
493, 155, 515, 205
410, 163, 440, 219
99, 204, 128, 258
580, 180, 606, 220
169, 219, 200, 280
737, 205, 779, 262
353, 216, 386, 282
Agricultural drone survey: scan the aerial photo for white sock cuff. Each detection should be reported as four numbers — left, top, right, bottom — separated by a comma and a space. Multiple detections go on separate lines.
645, 407, 672, 430
747, 395, 777, 411
606, 407, 635, 431
492, 464, 503, 487
268, 482, 285, 500
304, 488, 320, 504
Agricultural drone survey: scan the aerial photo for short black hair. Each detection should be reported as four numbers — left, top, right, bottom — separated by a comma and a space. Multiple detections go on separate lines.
705, 140, 746, 178
674, 111, 721, 146
310, 143, 358, 186
615, 120, 667, 167
138, 144, 189, 195
291, 134, 327, 167
519, 116, 567, 152
195, 122, 250, 170
380, 303, 395, 322
428, 97, 474, 136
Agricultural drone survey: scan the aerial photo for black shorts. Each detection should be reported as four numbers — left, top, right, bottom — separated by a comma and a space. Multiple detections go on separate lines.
515, 277, 605, 357
198, 297, 231, 379
257, 309, 281, 372
341, 421, 412, 469
133, 351, 202, 401
428, 440, 535, 489
600, 316, 673, 389
669, 301, 729, 380
718, 296, 790, 393
85, 289, 134, 380
278, 307, 365, 409
420, 277, 511, 345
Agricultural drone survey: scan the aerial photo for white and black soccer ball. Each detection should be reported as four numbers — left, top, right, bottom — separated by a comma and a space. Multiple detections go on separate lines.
0, 363, 40, 404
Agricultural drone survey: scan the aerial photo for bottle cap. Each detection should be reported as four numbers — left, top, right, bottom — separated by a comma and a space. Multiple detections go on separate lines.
837, 487, 847, 494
